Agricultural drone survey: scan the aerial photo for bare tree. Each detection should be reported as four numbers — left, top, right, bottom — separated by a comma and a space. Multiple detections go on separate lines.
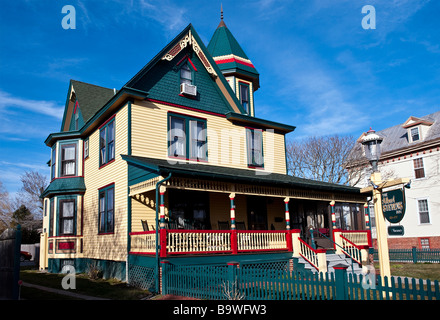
0, 180, 13, 230
17, 171, 48, 220
286, 135, 365, 185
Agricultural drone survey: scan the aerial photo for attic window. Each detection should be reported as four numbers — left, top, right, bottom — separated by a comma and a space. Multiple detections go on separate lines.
180, 63, 193, 85
411, 127, 420, 142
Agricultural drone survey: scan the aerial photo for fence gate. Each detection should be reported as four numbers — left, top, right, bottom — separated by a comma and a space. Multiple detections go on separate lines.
0, 226, 22, 300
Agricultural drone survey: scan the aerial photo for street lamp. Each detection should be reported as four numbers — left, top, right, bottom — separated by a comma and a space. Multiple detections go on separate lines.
361, 128, 383, 172
361, 127, 391, 286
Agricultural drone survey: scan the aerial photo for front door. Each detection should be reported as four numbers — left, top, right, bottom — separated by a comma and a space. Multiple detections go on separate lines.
247, 196, 267, 230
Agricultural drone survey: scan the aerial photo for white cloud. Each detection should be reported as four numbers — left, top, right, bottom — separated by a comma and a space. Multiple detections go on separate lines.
0, 90, 64, 120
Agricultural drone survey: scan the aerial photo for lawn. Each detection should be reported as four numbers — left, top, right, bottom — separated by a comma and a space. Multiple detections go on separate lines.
374, 262, 440, 281
19, 269, 153, 300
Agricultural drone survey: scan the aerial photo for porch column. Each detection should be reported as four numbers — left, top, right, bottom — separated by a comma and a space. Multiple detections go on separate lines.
284, 198, 293, 252
159, 186, 167, 258
330, 200, 336, 229
230, 193, 238, 254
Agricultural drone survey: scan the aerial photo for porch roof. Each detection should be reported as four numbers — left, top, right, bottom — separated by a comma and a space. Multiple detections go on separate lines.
122, 155, 363, 195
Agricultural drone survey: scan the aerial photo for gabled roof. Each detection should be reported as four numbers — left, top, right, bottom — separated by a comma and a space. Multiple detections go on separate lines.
123, 24, 247, 115
402, 116, 434, 128
357, 110, 440, 156
60, 80, 115, 132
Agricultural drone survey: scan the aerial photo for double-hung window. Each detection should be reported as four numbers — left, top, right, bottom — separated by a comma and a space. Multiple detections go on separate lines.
59, 199, 75, 235
168, 114, 207, 161
246, 128, 263, 167
61, 144, 77, 176
239, 82, 250, 113
411, 127, 420, 142
418, 199, 430, 224
51, 146, 56, 179
413, 158, 425, 179
100, 120, 115, 166
180, 63, 193, 85
190, 120, 207, 160
49, 199, 54, 237
99, 185, 114, 234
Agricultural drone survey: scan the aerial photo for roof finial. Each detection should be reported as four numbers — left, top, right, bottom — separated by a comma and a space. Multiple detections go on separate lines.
221, 3, 223, 20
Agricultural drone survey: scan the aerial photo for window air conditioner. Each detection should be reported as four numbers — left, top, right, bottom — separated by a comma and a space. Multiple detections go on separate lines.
180, 83, 197, 96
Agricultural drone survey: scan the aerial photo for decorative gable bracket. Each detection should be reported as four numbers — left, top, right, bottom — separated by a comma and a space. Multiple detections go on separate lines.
161, 29, 218, 78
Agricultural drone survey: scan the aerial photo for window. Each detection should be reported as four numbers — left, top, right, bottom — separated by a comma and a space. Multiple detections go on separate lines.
420, 238, 430, 249
168, 114, 207, 161
100, 119, 115, 166
180, 63, 193, 85
169, 116, 186, 158
239, 82, 250, 113
51, 146, 56, 179
59, 199, 75, 235
84, 138, 89, 159
411, 127, 420, 142
246, 128, 263, 167
413, 158, 425, 179
190, 120, 207, 160
418, 199, 430, 224
99, 185, 114, 234
75, 112, 79, 131
49, 199, 54, 237
61, 144, 77, 176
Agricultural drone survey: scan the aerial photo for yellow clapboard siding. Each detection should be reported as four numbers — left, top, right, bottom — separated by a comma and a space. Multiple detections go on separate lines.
131, 100, 287, 174
82, 104, 129, 262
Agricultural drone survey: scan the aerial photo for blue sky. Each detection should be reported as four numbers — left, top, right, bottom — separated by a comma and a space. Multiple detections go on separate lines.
1, 0, 439, 195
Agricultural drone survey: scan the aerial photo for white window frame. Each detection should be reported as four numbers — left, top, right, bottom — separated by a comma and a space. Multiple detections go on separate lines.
416, 198, 431, 225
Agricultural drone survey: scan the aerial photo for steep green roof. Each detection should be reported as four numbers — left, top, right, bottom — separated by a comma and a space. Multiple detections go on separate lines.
70, 80, 115, 123
207, 20, 259, 78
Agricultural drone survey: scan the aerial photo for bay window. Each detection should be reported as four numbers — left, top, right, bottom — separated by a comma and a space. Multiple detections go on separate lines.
61, 144, 77, 176
59, 199, 75, 235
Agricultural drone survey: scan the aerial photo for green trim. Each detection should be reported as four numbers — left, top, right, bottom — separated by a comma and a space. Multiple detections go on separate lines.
58, 139, 79, 178
167, 112, 208, 161
99, 118, 115, 167
56, 195, 77, 236
246, 128, 264, 168
98, 184, 115, 234
226, 112, 296, 133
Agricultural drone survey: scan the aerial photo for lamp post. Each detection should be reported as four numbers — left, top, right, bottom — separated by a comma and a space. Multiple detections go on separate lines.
361, 128, 391, 282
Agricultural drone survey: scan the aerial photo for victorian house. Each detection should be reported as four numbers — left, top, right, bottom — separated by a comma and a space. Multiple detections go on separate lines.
348, 111, 440, 250
40, 18, 370, 285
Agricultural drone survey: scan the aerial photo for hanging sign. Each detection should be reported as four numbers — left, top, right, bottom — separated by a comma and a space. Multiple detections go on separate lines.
388, 225, 405, 236
382, 188, 406, 223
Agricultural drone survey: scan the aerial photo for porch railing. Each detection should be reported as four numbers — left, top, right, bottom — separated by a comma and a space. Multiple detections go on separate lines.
129, 229, 290, 257
298, 237, 327, 272
237, 231, 288, 252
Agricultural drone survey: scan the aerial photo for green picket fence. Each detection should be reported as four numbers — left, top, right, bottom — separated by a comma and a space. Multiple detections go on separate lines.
161, 261, 440, 300
374, 248, 440, 263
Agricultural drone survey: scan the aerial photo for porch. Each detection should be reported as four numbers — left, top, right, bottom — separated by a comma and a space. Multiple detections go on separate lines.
125, 157, 371, 272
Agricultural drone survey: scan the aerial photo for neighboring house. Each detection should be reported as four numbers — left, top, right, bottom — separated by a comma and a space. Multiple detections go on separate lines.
39, 18, 369, 281
348, 111, 440, 249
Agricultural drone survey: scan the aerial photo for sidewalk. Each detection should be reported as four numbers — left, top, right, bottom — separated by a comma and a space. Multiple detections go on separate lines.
21, 282, 110, 300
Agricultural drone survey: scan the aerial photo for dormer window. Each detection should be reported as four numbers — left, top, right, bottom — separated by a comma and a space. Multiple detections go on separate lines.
180, 63, 192, 85
411, 127, 420, 142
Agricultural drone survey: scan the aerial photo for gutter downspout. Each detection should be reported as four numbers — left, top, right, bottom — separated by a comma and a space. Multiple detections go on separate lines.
155, 172, 172, 293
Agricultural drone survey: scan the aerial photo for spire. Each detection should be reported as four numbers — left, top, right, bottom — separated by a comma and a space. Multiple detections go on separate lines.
218, 4, 226, 28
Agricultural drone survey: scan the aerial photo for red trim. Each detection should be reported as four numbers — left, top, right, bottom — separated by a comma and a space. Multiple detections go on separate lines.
58, 241, 75, 250
148, 98, 226, 118
215, 57, 255, 68
99, 158, 115, 169
74, 101, 79, 114
187, 57, 197, 72
98, 182, 115, 191
129, 231, 156, 236
98, 114, 116, 130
